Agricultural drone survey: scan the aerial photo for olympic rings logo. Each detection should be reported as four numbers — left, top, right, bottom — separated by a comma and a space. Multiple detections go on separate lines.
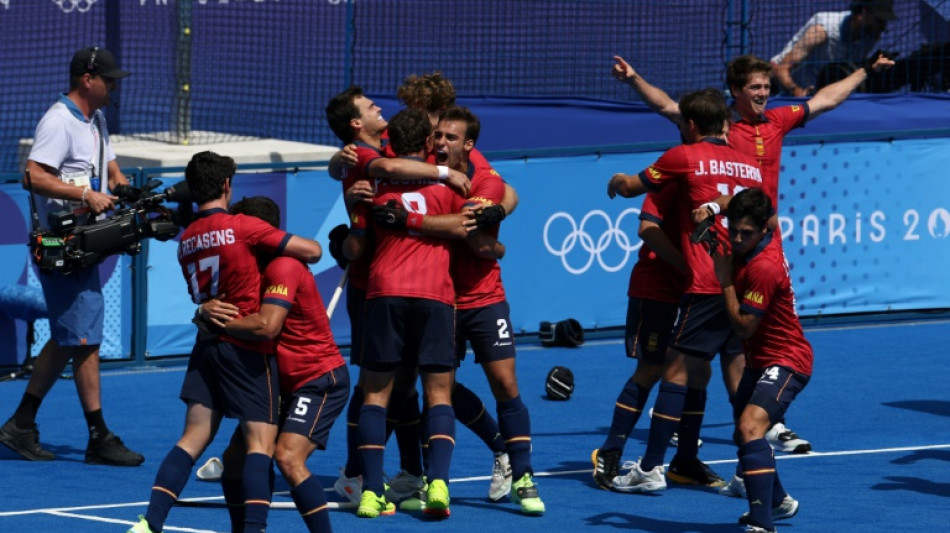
51, 0, 98, 13
543, 208, 642, 275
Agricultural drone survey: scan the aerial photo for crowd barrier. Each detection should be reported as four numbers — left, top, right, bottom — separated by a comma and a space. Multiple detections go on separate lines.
2, 135, 949, 367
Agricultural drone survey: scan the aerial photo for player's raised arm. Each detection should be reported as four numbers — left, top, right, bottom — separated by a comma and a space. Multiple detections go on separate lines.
612, 55, 682, 125
806, 51, 894, 122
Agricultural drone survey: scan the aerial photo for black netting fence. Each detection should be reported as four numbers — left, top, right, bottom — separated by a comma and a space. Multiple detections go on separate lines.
3, 0, 948, 173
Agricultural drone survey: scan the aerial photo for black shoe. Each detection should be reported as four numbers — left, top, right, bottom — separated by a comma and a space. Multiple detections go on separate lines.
85, 432, 144, 466
591, 448, 621, 490
0, 418, 55, 461
666, 455, 725, 487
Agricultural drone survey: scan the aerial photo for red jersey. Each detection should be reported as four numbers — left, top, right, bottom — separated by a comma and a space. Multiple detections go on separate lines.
260, 257, 346, 393
629, 184, 686, 303
638, 137, 764, 295
341, 141, 385, 290
733, 231, 813, 376
453, 164, 507, 309
728, 105, 808, 208
178, 209, 291, 352
368, 160, 467, 304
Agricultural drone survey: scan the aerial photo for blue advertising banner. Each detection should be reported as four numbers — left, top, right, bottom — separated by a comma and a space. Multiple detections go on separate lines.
3, 138, 949, 362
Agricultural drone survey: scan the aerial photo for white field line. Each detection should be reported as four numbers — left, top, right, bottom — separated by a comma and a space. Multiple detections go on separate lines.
2, 442, 947, 519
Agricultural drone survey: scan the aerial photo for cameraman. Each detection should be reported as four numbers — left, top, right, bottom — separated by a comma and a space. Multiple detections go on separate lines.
0, 47, 143, 466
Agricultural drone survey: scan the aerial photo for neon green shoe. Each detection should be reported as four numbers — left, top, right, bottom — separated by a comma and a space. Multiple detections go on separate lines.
423, 479, 450, 518
399, 477, 427, 512
127, 516, 157, 533
510, 473, 545, 515
356, 490, 396, 518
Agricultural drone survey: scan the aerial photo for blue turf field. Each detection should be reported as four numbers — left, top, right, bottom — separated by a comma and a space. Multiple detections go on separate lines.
1, 318, 949, 532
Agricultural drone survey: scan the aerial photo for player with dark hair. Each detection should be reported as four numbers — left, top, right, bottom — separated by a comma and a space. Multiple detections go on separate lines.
609, 50, 891, 470
197, 196, 350, 533
606, 88, 764, 494
324, 86, 471, 506
127, 151, 323, 533
591, 182, 688, 489
343, 107, 471, 519
714, 187, 812, 532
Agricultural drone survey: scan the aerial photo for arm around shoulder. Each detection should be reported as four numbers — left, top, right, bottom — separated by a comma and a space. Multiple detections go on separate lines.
283, 235, 322, 264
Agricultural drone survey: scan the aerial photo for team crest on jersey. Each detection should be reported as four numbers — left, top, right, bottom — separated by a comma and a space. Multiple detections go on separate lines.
489, 169, 501, 177
646, 166, 662, 182
791, 105, 801, 113
744, 290, 764, 305
266, 284, 289, 296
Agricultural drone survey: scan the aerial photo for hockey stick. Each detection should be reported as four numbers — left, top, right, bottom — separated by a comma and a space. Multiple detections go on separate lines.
325, 264, 350, 319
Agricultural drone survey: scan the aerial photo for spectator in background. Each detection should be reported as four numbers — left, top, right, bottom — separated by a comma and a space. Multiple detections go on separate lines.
771, 0, 897, 96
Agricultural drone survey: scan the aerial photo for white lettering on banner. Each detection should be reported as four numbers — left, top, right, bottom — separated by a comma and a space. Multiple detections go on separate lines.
1, 1, 9, 10
543, 208, 642, 275
787, 211, 887, 245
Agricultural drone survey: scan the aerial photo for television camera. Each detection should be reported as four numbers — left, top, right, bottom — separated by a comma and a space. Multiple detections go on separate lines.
28, 174, 193, 274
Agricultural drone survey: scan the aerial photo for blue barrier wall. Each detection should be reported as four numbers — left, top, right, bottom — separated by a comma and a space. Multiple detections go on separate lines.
3, 135, 949, 364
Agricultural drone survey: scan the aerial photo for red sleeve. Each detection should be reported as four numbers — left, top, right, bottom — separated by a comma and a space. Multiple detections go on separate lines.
260, 257, 301, 310
466, 167, 506, 206
238, 214, 292, 255
640, 183, 679, 222
469, 148, 492, 172
738, 260, 782, 317
768, 105, 807, 135
638, 145, 690, 190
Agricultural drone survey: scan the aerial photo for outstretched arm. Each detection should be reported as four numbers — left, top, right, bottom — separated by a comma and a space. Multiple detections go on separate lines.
612, 55, 682, 125
806, 52, 895, 122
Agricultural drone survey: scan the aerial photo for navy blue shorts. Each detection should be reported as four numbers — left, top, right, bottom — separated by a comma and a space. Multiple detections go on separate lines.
180, 339, 280, 424
668, 293, 743, 361
280, 365, 350, 450
347, 284, 366, 367
38, 266, 104, 346
455, 300, 516, 364
733, 365, 809, 424
362, 296, 456, 372
625, 297, 678, 363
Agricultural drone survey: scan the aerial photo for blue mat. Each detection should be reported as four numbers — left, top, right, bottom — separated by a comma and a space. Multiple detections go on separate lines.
1, 318, 949, 532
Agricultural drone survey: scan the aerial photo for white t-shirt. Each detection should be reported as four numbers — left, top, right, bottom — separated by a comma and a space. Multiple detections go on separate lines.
771, 11, 880, 90
29, 95, 116, 227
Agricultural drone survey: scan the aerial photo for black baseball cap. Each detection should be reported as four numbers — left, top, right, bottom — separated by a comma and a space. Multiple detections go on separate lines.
851, 0, 897, 21
70, 46, 130, 79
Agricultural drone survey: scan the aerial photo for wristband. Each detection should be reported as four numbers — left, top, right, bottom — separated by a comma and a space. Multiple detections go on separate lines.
437, 165, 449, 180
81, 187, 90, 204
700, 201, 721, 215
406, 212, 424, 230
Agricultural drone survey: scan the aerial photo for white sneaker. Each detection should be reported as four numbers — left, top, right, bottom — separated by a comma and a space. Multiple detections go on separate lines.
611, 460, 667, 493
720, 474, 747, 498
384, 470, 425, 503
744, 526, 776, 533
333, 467, 362, 504
489, 452, 513, 501
765, 423, 811, 454
740, 494, 799, 524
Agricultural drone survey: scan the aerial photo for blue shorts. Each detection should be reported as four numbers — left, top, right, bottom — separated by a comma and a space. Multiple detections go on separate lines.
668, 293, 743, 361
180, 339, 280, 424
733, 365, 809, 424
347, 284, 366, 367
455, 300, 516, 364
625, 297, 678, 363
362, 296, 456, 372
280, 365, 350, 450
38, 266, 104, 346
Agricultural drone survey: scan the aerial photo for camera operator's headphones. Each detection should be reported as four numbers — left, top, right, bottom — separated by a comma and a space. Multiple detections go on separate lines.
86, 46, 99, 75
